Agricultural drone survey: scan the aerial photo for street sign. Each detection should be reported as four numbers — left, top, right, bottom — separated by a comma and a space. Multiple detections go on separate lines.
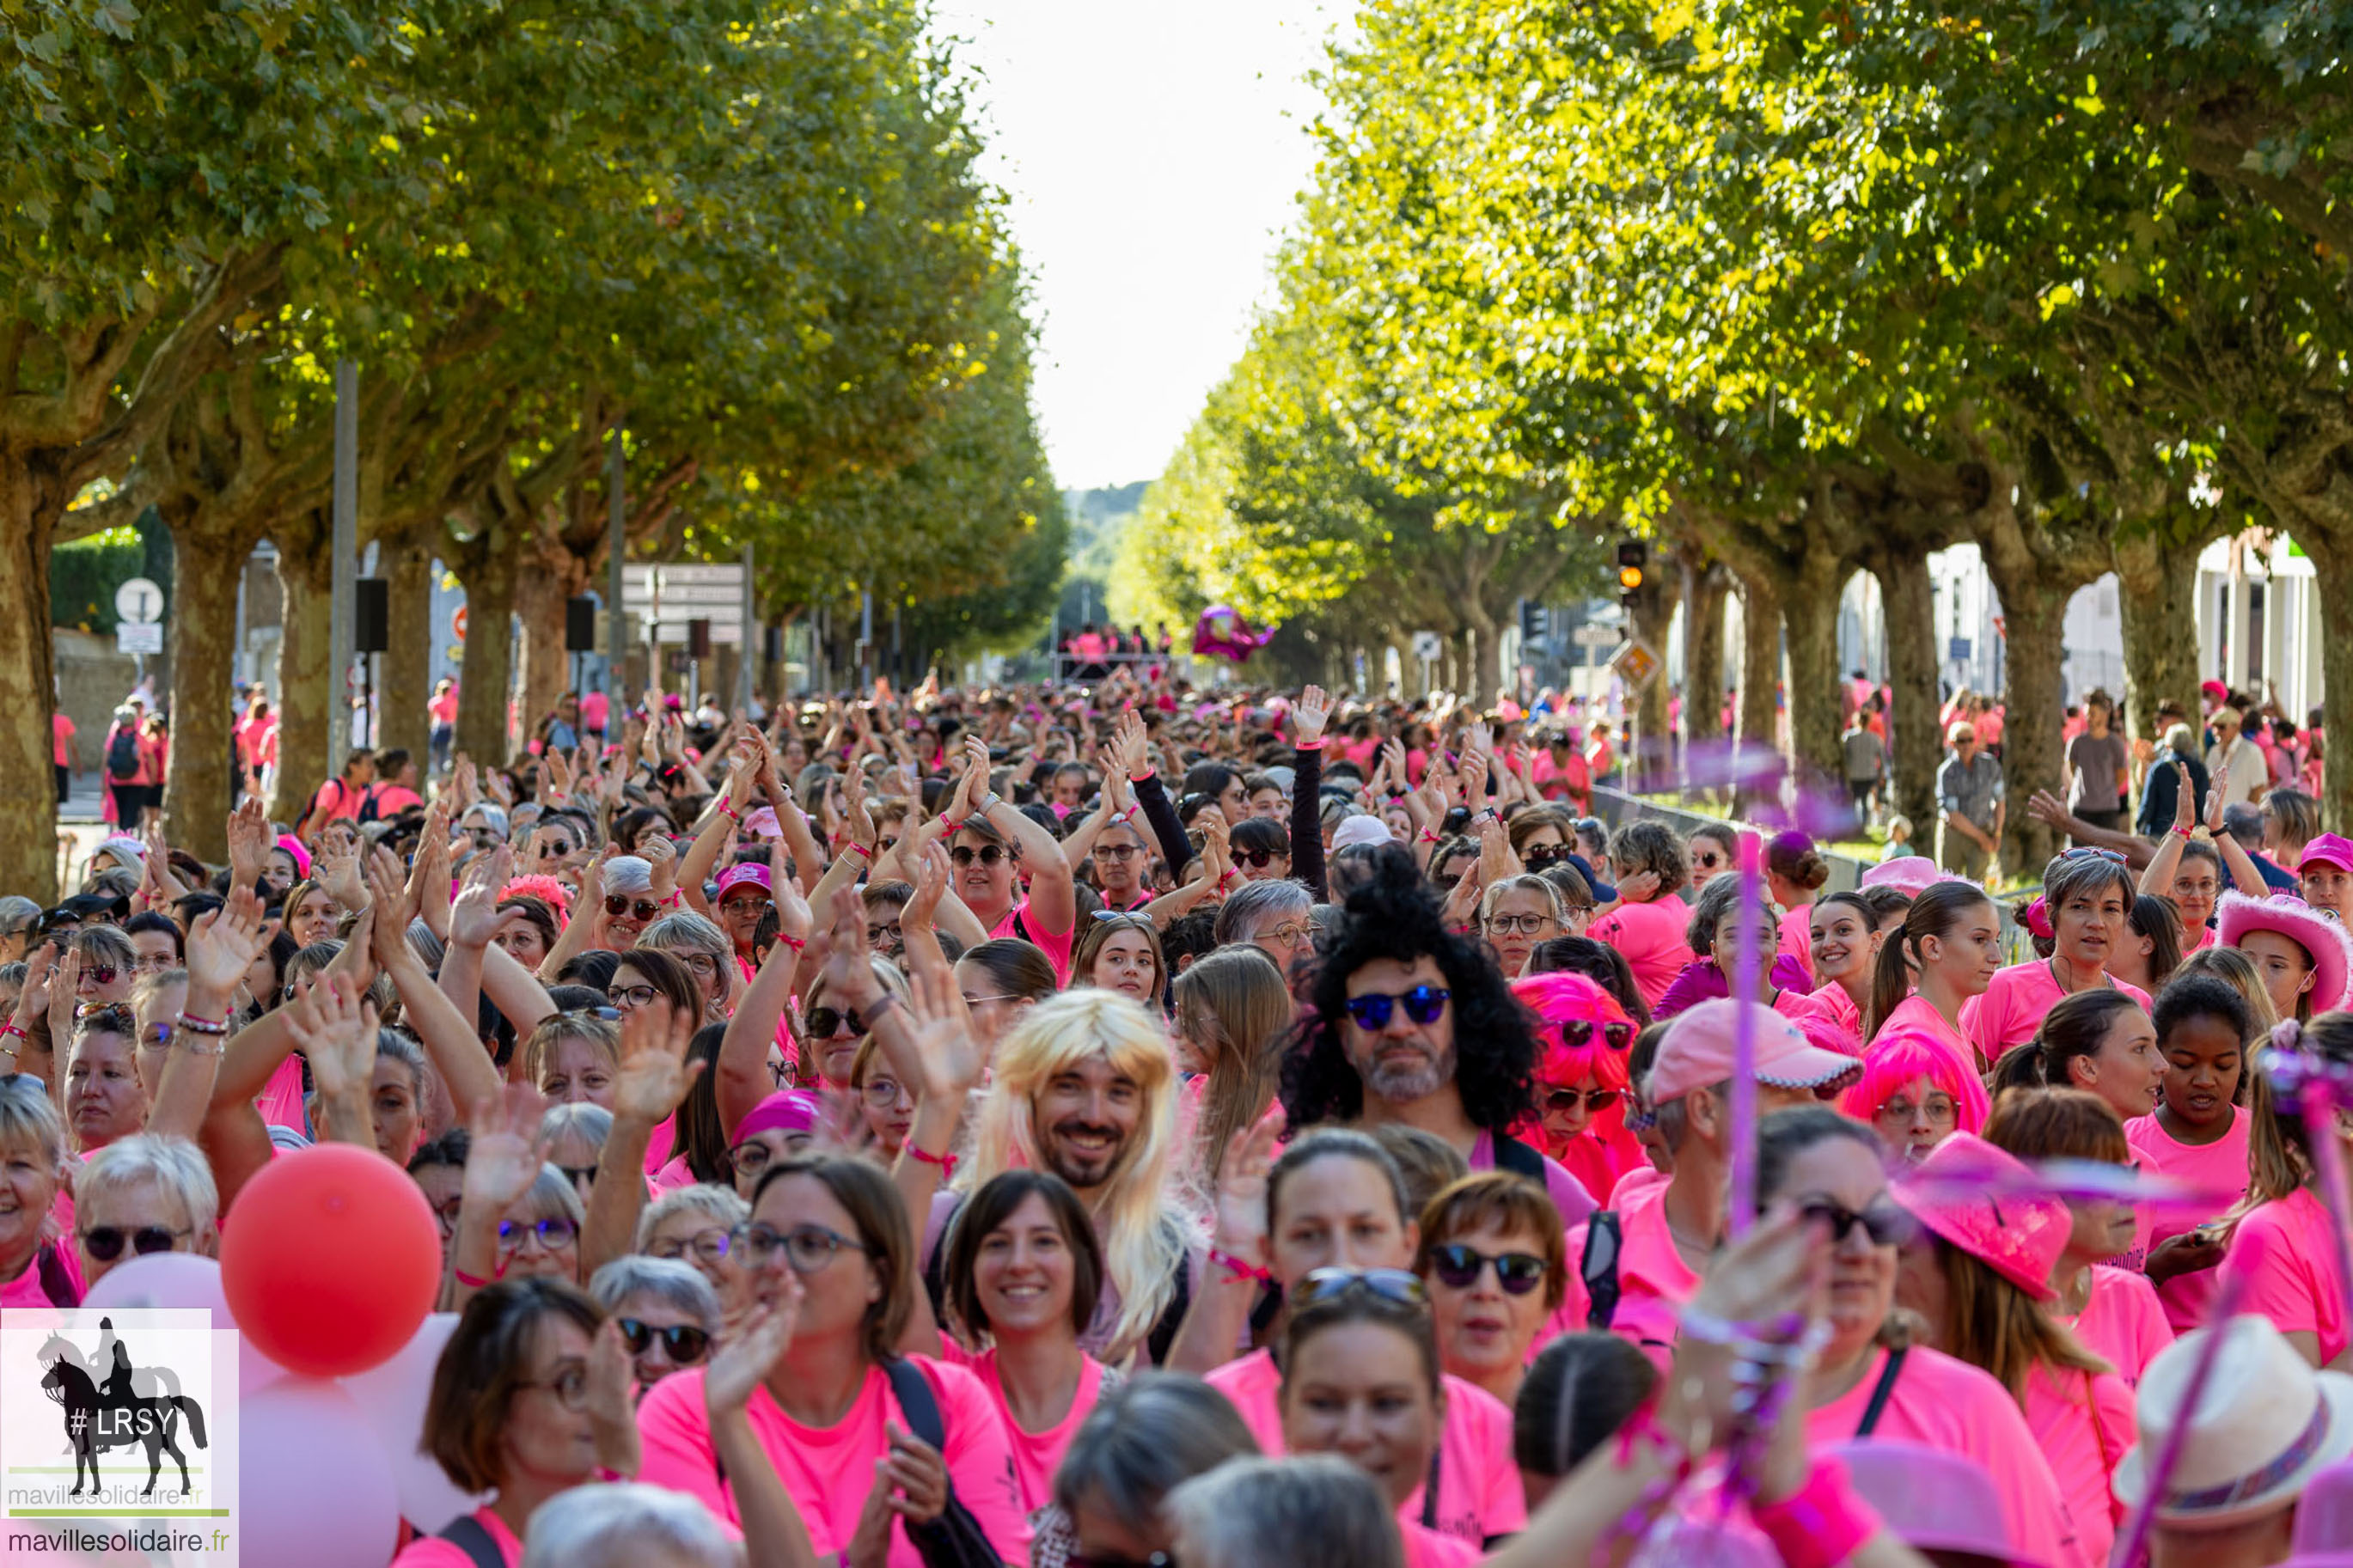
1570, 625, 1620, 650
114, 577, 163, 625
1411, 630, 1442, 662
117, 622, 163, 655
452, 605, 469, 643
621, 563, 746, 645
1610, 637, 1663, 691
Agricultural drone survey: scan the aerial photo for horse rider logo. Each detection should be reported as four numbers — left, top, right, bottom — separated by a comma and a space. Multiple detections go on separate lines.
38, 1316, 209, 1497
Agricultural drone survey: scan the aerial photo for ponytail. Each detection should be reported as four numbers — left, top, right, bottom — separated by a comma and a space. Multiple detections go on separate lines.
1992, 990, 2143, 1097
1866, 930, 1916, 1042
1865, 881, 1995, 1042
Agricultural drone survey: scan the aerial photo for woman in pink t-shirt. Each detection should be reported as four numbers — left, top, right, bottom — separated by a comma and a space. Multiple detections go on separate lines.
0, 1080, 82, 1308
1837, 1028, 1989, 1162
1965, 854, 2153, 1062
1764, 831, 1828, 985
934, 1171, 1116, 1521
1986, 990, 2167, 1128
1512, 972, 1640, 1199
1585, 822, 1695, 1010
1867, 882, 2000, 1065
2125, 971, 2255, 1330
2215, 1012, 2353, 1369
1806, 892, 1880, 1041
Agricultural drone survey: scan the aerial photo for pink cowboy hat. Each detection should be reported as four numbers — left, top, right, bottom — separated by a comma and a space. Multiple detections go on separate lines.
1828, 1439, 2049, 1568
1891, 1133, 2069, 1302
1859, 856, 1942, 899
2215, 891, 2353, 1016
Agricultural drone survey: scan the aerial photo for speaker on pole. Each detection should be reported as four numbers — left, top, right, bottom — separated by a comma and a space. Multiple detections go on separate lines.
763, 625, 783, 666
353, 578, 389, 654
565, 595, 597, 652
688, 619, 712, 660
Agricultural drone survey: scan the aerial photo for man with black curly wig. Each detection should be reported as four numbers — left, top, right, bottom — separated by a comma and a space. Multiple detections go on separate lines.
1277, 857, 1597, 1226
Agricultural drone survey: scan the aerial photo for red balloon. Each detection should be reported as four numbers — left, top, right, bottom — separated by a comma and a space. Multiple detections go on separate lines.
220, 1144, 441, 1378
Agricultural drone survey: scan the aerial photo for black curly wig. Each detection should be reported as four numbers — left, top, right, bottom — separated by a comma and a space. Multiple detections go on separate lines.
1280, 853, 1541, 1134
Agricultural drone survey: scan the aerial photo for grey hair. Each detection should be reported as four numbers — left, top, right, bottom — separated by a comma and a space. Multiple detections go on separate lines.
2162, 723, 2195, 755
520, 1482, 733, 1568
2220, 802, 2268, 851
1213, 878, 1313, 947
80, 1133, 218, 1231
70, 924, 136, 973
404, 918, 445, 971
1053, 1371, 1263, 1521
0, 897, 40, 938
1648, 1076, 1733, 1154
376, 1028, 428, 1099
0, 1075, 66, 1169
460, 802, 510, 839
541, 1102, 614, 1156
586, 1256, 719, 1332
1165, 1455, 1404, 1568
634, 1183, 750, 1253
518, 1162, 587, 1226
602, 856, 654, 895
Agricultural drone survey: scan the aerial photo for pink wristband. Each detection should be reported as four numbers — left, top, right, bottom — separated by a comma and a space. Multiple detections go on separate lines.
1750, 1458, 1880, 1568
1207, 1247, 1270, 1283
1293, 736, 1326, 752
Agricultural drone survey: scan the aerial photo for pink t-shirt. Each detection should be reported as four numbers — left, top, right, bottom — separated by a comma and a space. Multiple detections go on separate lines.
1402, 1519, 1481, 1568
2124, 1107, 2249, 1332
1960, 962, 2151, 1063
1467, 1129, 1595, 1225
2057, 1265, 2173, 1387
1872, 993, 1977, 1066
255, 1054, 307, 1134
52, 713, 74, 767
990, 900, 1074, 988
636, 1359, 1030, 1568
1769, 984, 1849, 1040
1808, 1345, 2087, 1568
2023, 1364, 2136, 1568
1807, 979, 1866, 1047
971, 1350, 1109, 1516
579, 691, 608, 731
1775, 904, 1814, 984
391, 1506, 522, 1567
1201, 1348, 1525, 1544
1551, 1174, 1698, 1362
1586, 900, 1695, 1010
2218, 1187, 2347, 1364
0, 1243, 82, 1308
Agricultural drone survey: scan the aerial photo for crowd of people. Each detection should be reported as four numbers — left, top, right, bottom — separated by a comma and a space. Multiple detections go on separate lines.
11, 663, 2353, 1568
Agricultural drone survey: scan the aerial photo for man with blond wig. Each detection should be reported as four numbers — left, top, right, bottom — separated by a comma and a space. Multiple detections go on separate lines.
925, 988, 1196, 1364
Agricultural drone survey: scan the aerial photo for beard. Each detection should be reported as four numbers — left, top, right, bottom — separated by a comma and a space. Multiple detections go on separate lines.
1040, 1120, 1129, 1188
1351, 1038, 1455, 1106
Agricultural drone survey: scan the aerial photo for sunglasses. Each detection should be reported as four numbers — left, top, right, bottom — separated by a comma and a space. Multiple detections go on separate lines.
1691, 851, 1727, 870
1091, 843, 1143, 860
948, 845, 1006, 868
804, 1005, 865, 1038
1342, 985, 1450, 1031
1799, 1199, 1915, 1248
1427, 1244, 1549, 1296
1524, 845, 1572, 869
605, 895, 660, 922
1562, 1018, 1635, 1051
80, 1224, 187, 1262
616, 1318, 712, 1363
2058, 846, 2128, 864
1234, 847, 1279, 869
1293, 1266, 1427, 1308
1545, 1086, 1621, 1114
76, 964, 119, 987
557, 1163, 598, 1189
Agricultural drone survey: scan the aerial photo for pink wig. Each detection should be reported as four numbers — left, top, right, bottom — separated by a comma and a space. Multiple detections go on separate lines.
1512, 971, 1635, 1093
1839, 1028, 1991, 1132
501, 872, 574, 923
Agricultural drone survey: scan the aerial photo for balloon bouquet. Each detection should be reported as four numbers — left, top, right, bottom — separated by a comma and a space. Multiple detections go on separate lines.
84, 1143, 471, 1568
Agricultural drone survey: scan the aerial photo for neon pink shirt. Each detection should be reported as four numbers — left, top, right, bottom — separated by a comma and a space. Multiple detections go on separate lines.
52, 713, 73, 767
0, 1243, 81, 1308
1807, 979, 1866, 1048
989, 900, 1074, 988
1775, 904, 1814, 984
255, 1055, 307, 1134
2124, 1107, 2249, 1332
1873, 992, 1977, 1067
2057, 1265, 2173, 1387
1402, 1519, 1480, 1568
1549, 1126, 1641, 1212
1551, 1174, 1697, 1361
1769, 983, 1847, 1036
391, 1506, 522, 1567
1468, 1129, 1595, 1225
636, 1359, 1030, 1568
429, 690, 461, 726
1808, 1345, 2087, 1568
579, 691, 608, 730
2023, 1363, 2135, 1568
1201, 1348, 1525, 1544
2218, 1187, 2347, 1364
971, 1349, 1109, 1516
1586, 900, 1695, 1010
1960, 963, 2151, 1063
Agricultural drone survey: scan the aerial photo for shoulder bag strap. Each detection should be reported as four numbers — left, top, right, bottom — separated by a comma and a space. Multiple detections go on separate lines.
1855, 1346, 1907, 1438
437, 1515, 506, 1568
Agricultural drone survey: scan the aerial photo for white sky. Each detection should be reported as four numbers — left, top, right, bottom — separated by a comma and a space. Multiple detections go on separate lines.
926, 0, 1343, 490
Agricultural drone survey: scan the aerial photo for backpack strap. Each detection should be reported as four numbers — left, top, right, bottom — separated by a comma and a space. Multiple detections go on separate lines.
1855, 1346, 1907, 1438
883, 1357, 949, 1453
437, 1514, 506, 1568
1490, 1131, 1547, 1183
1578, 1213, 1623, 1331
1420, 1446, 1443, 1530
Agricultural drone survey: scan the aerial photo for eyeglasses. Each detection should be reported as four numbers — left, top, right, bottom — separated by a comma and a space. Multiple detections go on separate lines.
804, 1005, 865, 1039
1342, 985, 1451, 1031
612, 984, 660, 1010
518, 1361, 592, 1411
1873, 1095, 1959, 1127
861, 1077, 908, 1107
1234, 848, 1279, 869
1545, 1086, 1621, 1114
605, 895, 660, 922
1293, 1266, 1427, 1309
736, 1222, 871, 1274
1484, 914, 1555, 937
680, 952, 719, 979
1798, 1199, 1915, 1248
1427, 1244, 1549, 1296
616, 1318, 712, 1363
949, 845, 1006, 868
651, 1228, 736, 1266
496, 1216, 580, 1253
80, 1224, 188, 1262
1259, 922, 1312, 949
729, 1140, 802, 1180
720, 893, 773, 912
865, 924, 902, 949
1562, 1018, 1635, 1051
1092, 843, 1143, 861
78, 964, 118, 987
556, 1164, 598, 1190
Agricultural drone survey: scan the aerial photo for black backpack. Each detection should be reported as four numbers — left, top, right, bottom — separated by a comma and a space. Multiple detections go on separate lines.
106, 729, 139, 780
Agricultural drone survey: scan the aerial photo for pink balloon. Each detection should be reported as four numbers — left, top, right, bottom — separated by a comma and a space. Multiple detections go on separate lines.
78, 1252, 287, 1392
241, 1378, 400, 1568
339, 1313, 486, 1534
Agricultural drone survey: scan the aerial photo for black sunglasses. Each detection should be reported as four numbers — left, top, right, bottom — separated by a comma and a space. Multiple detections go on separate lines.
81, 1224, 186, 1262
948, 845, 1006, 867
604, 894, 659, 922
616, 1318, 712, 1363
1799, 1199, 1915, 1248
1545, 1086, 1621, 1114
1234, 847, 1279, 869
1427, 1244, 1549, 1296
1562, 1018, 1635, 1051
1342, 985, 1450, 1031
804, 1005, 866, 1038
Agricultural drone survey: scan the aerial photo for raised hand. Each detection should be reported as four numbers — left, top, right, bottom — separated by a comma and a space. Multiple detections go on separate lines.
1614, 869, 1663, 905
1114, 709, 1151, 779
285, 973, 379, 1101
2172, 760, 2197, 833
1208, 1103, 1287, 1268
315, 832, 366, 913
819, 886, 880, 1007
46, 949, 81, 1042
183, 888, 266, 999
641, 831, 679, 900
903, 959, 981, 1102
584, 1318, 643, 1475
463, 1083, 552, 1214
1292, 684, 1333, 746
224, 797, 273, 889
1198, 809, 1232, 887
768, 838, 812, 943
705, 1281, 803, 1420
450, 754, 480, 809
10, 941, 60, 1024
613, 988, 703, 1123
449, 845, 519, 949
902, 841, 951, 931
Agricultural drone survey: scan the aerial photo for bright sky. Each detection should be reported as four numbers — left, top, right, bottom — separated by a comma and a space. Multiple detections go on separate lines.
927, 0, 1344, 491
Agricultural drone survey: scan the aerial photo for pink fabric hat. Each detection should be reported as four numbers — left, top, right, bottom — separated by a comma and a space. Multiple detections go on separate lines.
732, 1089, 820, 1143
1646, 998, 1864, 1106
1859, 856, 1941, 899
2215, 891, 2353, 1015
274, 834, 312, 880
1891, 1133, 2069, 1302
714, 863, 772, 900
2302, 833, 2353, 876
742, 806, 783, 840
1826, 1439, 2047, 1568
2287, 1459, 2353, 1566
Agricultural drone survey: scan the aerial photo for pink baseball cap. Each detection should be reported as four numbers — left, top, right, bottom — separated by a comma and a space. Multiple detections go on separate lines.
742, 806, 783, 840
1646, 999, 1864, 1106
714, 863, 771, 900
1859, 855, 1941, 899
2302, 833, 2353, 876
732, 1089, 820, 1142
1892, 1133, 2069, 1302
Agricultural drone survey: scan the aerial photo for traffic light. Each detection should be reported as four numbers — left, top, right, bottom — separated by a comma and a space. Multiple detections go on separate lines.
1519, 600, 1548, 643
1617, 540, 1647, 610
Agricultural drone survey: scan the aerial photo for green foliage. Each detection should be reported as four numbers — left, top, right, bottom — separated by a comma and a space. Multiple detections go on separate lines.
46, 509, 172, 634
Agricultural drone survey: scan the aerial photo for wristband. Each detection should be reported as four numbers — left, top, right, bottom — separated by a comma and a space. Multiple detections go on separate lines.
1418, 828, 1440, 845
2173, 822, 2195, 838
452, 1266, 497, 1290
173, 1012, 230, 1035
1750, 1458, 1880, 1568
1130, 767, 1155, 783
941, 817, 967, 836
845, 841, 874, 861
906, 1144, 956, 1176
1293, 735, 1326, 752
719, 800, 741, 821
658, 892, 681, 909
0, 1024, 23, 1045
775, 934, 807, 954
1207, 1247, 1271, 1283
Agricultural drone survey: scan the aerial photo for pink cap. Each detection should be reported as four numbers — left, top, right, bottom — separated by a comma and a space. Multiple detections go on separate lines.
1859, 855, 1941, 899
274, 834, 312, 880
2203, 679, 2230, 700
2303, 833, 2353, 876
1892, 1133, 2069, 1302
1826, 1439, 2048, 1568
715, 863, 772, 899
742, 806, 783, 840
1646, 999, 1864, 1105
732, 1089, 819, 1143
